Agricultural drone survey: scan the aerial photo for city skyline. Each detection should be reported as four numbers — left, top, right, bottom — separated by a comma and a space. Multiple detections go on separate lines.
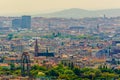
0, 1, 120, 79
0, 0, 120, 15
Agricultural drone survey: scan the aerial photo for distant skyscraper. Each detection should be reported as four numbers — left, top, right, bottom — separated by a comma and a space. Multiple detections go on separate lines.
12, 19, 21, 28
21, 16, 31, 29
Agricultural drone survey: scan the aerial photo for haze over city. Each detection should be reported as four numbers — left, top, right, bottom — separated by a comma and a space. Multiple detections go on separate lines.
0, 0, 120, 80
0, 0, 120, 15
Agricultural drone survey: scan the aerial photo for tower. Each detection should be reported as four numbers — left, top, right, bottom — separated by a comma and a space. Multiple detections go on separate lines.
97, 24, 100, 33
34, 39, 38, 57
107, 47, 111, 57
12, 19, 21, 28
46, 46, 49, 53
21, 52, 31, 77
21, 16, 31, 29
104, 14, 106, 19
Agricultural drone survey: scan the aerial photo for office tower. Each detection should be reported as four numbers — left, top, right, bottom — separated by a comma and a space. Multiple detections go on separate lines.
12, 19, 21, 28
21, 16, 31, 29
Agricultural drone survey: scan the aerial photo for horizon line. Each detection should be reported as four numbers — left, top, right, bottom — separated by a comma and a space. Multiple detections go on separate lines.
0, 8, 120, 17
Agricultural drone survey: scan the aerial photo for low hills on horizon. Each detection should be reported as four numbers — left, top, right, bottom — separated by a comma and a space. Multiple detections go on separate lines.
35, 8, 120, 18
1, 8, 120, 18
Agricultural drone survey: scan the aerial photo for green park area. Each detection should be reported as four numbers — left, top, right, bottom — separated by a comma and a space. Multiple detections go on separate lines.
0, 63, 120, 80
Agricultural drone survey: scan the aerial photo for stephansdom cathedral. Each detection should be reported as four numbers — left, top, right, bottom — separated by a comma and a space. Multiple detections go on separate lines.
34, 39, 55, 57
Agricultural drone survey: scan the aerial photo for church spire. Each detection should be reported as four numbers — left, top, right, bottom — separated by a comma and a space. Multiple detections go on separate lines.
34, 39, 38, 57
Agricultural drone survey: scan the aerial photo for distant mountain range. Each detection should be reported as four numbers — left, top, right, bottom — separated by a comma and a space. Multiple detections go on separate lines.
35, 8, 120, 18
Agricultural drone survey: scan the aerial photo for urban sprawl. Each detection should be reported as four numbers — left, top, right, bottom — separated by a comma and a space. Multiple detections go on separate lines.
0, 16, 120, 79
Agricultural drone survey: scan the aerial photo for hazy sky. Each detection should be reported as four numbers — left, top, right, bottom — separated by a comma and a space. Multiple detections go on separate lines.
0, 0, 120, 14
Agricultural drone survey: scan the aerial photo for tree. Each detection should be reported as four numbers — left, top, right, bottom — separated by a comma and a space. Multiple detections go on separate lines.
10, 63, 15, 70
101, 72, 119, 80
14, 70, 21, 76
46, 69, 59, 77
83, 71, 95, 80
31, 65, 47, 71
73, 68, 81, 76
37, 72, 45, 77
7, 34, 13, 40
71, 62, 74, 69
30, 70, 39, 77
58, 69, 77, 80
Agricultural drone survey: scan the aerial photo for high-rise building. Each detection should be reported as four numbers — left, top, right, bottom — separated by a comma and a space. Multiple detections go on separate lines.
12, 19, 21, 28
34, 39, 39, 57
21, 16, 31, 29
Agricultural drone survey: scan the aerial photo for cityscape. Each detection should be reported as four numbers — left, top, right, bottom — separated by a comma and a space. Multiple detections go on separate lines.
0, 0, 120, 80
